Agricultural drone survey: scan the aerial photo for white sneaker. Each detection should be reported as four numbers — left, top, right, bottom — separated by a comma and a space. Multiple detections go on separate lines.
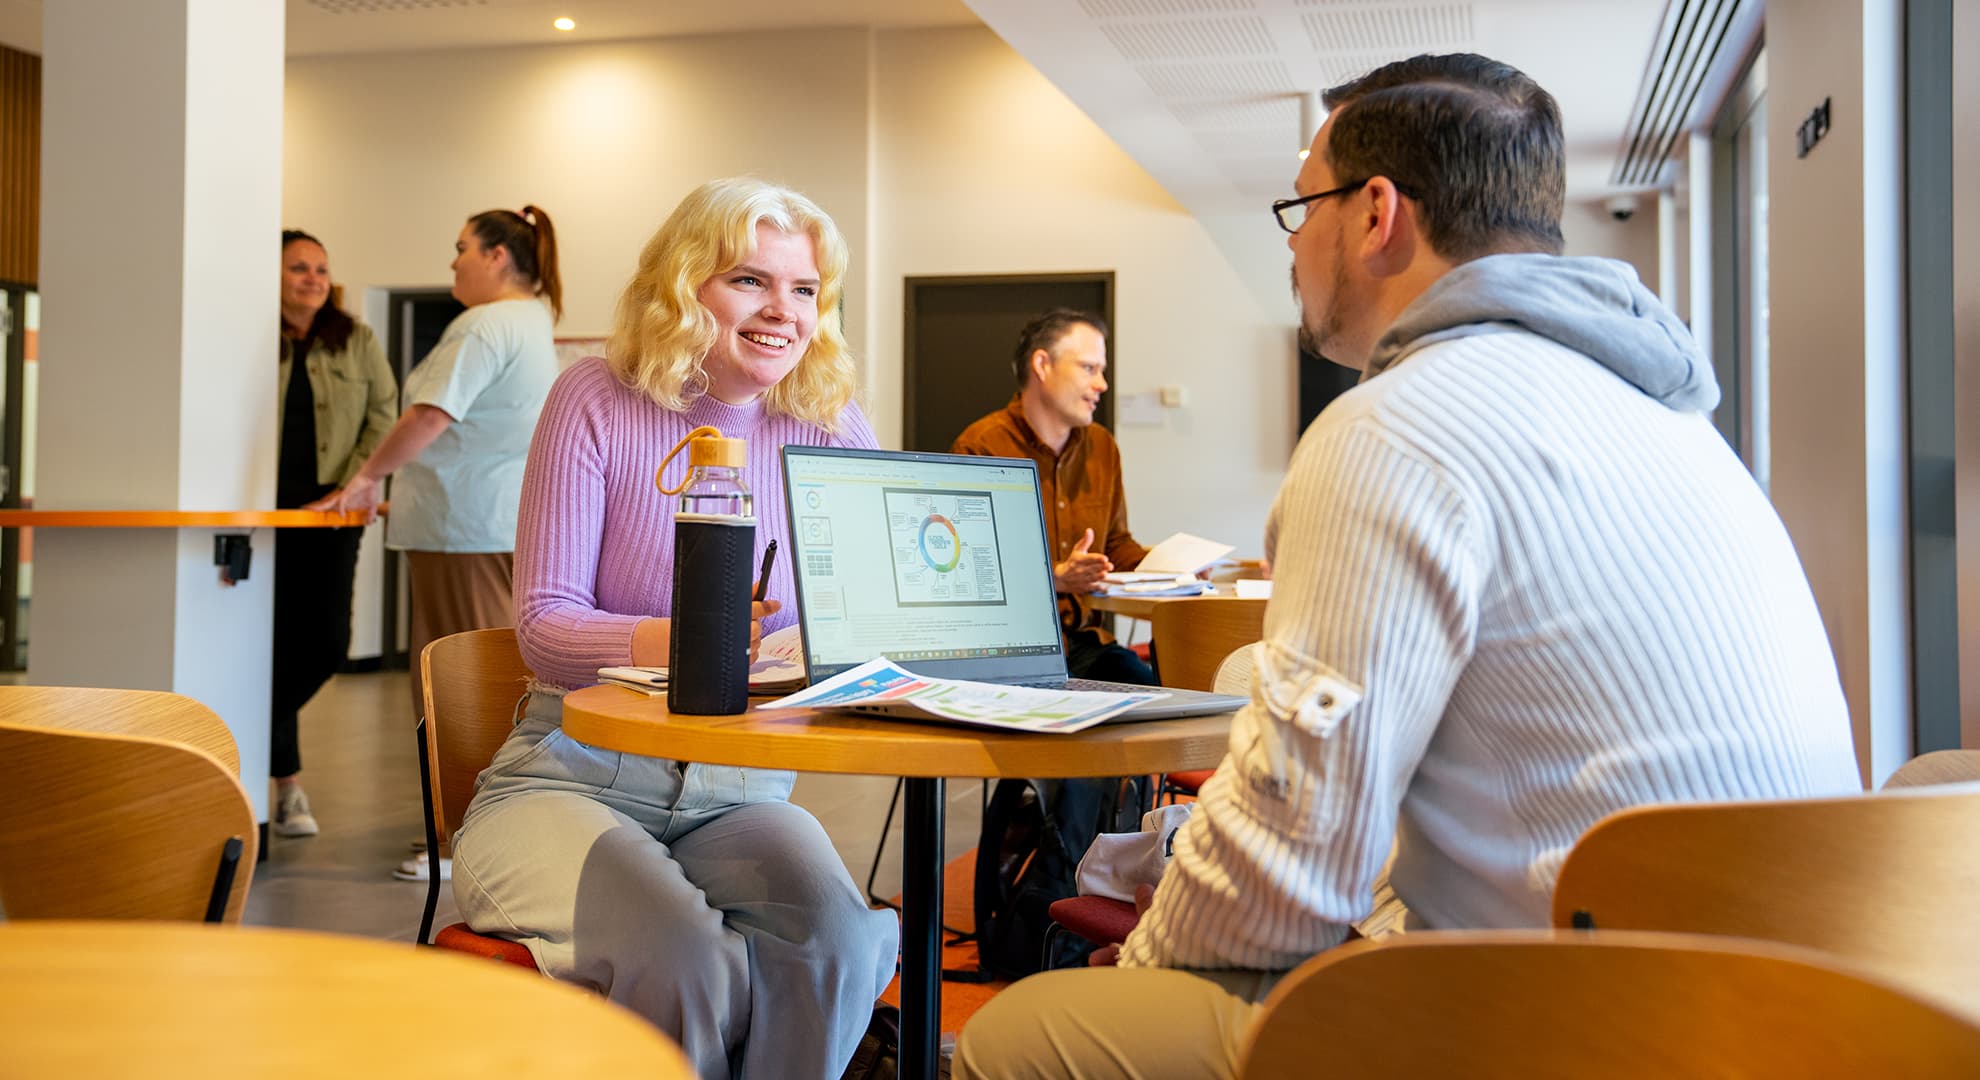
273, 786, 319, 838
394, 852, 452, 882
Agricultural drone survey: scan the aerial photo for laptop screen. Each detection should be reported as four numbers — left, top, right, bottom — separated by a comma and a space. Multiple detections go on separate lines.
780, 446, 1069, 683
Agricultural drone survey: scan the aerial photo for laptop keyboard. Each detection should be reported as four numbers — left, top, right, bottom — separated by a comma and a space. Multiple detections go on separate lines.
1013, 677, 1163, 694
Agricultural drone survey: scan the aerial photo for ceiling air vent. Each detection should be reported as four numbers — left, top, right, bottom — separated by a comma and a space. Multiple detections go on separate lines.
1611, 0, 1762, 187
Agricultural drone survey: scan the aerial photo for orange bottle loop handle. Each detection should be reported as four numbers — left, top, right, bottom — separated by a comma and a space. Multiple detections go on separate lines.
656, 426, 725, 496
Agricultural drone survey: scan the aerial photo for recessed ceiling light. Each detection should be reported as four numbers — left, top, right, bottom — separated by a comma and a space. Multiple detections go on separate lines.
553, 17, 576, 31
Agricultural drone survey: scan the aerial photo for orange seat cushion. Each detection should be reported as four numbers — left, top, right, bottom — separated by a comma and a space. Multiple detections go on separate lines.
434, 923, 539, 970
1164, 769, 1215, 794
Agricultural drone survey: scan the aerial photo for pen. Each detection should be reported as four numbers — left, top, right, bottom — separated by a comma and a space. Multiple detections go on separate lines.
753, 539, 779, 603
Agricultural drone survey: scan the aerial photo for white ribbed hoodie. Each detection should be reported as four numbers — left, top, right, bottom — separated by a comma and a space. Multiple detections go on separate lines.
1122, 255, 1860, 971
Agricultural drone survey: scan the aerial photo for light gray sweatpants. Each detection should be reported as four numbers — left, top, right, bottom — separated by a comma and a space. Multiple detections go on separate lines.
452, 688, 900, 1080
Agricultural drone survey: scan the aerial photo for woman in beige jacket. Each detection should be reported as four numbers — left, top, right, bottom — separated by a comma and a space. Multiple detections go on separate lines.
272, 228, 397, 837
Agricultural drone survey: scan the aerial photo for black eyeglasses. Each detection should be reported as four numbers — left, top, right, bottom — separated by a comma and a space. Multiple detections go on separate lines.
1271, 178, 1416, 234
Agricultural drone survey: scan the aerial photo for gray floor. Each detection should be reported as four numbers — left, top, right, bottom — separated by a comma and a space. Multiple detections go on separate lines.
247, 668, 986, 940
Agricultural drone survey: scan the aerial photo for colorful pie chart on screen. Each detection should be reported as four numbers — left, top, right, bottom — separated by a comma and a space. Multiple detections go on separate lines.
918, 514, 962, 573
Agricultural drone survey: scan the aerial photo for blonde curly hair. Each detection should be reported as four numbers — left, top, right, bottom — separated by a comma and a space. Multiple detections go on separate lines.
605, 178, 857, 431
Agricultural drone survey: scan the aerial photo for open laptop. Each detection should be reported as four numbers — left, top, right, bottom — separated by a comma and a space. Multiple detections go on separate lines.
780, 445, 1247, 722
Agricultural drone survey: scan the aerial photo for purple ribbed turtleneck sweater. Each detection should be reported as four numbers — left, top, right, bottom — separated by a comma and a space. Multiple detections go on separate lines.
514, 356, 878, 689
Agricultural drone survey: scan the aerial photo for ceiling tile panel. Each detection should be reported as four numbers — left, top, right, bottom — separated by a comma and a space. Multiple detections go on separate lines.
1100, 16, 1276, 60
1137, 59, 1294, 97
1078, 0, 1258, 17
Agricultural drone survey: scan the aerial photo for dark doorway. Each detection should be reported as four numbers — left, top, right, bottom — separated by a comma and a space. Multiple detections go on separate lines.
1298, 346, 1359, 440
373, 289, 465, 670
903, 273, 1114, 453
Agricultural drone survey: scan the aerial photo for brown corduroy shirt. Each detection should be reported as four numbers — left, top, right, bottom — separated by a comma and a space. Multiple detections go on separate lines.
951, 394, 1148, 644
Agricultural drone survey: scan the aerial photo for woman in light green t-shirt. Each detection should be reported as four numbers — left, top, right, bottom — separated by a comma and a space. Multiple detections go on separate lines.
308, 207, 562, 877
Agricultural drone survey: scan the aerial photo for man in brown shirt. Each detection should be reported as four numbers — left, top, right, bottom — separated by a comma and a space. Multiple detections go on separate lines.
951, 309, 1156, 684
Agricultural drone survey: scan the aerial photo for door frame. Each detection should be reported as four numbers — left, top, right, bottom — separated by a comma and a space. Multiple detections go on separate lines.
902, 271, 1117, 445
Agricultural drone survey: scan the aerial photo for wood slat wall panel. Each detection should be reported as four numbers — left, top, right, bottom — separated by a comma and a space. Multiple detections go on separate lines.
0, 44, 40, 286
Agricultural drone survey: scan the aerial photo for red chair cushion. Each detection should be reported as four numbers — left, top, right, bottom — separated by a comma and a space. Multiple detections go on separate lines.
1048, 895, 1140, 947
1129, 641, 1153, 661
1164, 769, 1216, 795
434, 922, 539, 970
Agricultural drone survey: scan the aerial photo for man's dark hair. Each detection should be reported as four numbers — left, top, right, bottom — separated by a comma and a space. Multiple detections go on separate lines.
1012, 309, 1108, 386
1322, 53, 1565, 260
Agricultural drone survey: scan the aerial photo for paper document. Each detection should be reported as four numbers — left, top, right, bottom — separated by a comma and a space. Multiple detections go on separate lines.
1134, 532, 1236, 575
1235, 579, 1273, 600
597, 625, 806, 695
1096, 574, 1210, 598
763, 657, 1167, 734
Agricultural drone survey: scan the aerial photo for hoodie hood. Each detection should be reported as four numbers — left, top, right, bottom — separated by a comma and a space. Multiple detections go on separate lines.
1362, 253, 1719, 412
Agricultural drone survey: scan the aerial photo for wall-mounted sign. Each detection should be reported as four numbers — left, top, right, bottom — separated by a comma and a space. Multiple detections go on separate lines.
1797, 97, 1832, 159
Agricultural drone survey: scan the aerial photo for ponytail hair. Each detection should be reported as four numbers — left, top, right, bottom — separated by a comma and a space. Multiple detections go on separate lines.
466, 205, 563, 321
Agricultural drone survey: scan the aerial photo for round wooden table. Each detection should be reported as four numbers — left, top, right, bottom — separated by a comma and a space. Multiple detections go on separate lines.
0, 921, 694, 1078
562, 685, 1236, 1080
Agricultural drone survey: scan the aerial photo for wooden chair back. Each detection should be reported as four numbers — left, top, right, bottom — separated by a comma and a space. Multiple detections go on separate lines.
1551, 788, 1980, 1016
420, 627, 533, 845
0, 685, 239, 773
1239, 929, 1980, 1079
1884, 749, 1980, 789
1150, 598, 1267, 691
0, 722, 255, 922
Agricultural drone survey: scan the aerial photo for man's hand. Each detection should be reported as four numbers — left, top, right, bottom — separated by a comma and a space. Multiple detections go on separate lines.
304, 474, 382, 522
1087, 882, 1157, 967
1053, 528, 1113, 594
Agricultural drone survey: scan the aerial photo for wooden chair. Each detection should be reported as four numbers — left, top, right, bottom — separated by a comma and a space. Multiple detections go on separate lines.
0, 685, 239, 772
0, 722, 255, 922
1238, 929, 1980, 1078
1151, 598, 1264, 803
417, 627, 537, 967
1551, 787, 1980, 1016
1149, 597, 1267, 692
1884, 749, 1980, 789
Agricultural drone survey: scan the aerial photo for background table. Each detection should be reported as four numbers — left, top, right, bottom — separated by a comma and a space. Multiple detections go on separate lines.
0, 920, 693, 1078
1087, 582, 1248, 620
562, 686, 1235, 1080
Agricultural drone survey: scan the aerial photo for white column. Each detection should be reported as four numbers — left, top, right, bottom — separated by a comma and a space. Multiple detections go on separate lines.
32, 0, 284, 818
1766, 0, 1911, 785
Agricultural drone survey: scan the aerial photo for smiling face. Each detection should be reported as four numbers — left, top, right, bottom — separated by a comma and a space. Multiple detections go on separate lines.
1031, 322, 1109, 429
281, 239, 331, 324
696, 223, 822, 404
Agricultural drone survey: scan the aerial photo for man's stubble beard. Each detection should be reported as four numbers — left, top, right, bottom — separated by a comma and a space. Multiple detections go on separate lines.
1290, 234, 1350, 362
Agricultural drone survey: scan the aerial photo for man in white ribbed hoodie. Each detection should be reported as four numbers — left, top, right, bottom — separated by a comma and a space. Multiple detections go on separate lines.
955, 52, 1859, 1079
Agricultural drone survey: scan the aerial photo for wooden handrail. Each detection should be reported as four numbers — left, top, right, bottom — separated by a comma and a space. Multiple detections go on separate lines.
0, 510, 371, 528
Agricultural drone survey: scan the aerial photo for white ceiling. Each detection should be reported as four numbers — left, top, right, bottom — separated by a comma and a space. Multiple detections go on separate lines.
963, 0, 1666, 210
0, 0, 980, 56
0, 0, 1665, 313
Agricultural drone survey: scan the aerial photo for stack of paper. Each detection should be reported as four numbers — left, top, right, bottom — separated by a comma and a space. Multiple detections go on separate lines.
765, 657, 1167, 734
597, 625, 807, 695
1095, 572, 1210, 598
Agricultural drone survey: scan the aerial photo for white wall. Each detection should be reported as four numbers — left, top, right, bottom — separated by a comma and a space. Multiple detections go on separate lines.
1765, 0, 1910, 785
867, 27, 1292, 549
1558, 196, 1658, 286
285, 24, 1297, 561
285, 29, 873, 347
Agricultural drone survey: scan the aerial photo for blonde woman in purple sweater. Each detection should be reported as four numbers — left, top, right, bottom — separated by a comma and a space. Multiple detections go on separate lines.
451, 179, 897, 1079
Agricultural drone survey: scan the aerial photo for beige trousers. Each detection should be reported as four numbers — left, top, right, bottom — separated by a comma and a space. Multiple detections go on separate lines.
406, 550, 514, 719
953, 966, 1284, 1080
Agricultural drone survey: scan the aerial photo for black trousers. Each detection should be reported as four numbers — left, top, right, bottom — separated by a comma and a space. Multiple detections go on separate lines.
271, 526, 363, 779
1064, 628, 1157, 685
